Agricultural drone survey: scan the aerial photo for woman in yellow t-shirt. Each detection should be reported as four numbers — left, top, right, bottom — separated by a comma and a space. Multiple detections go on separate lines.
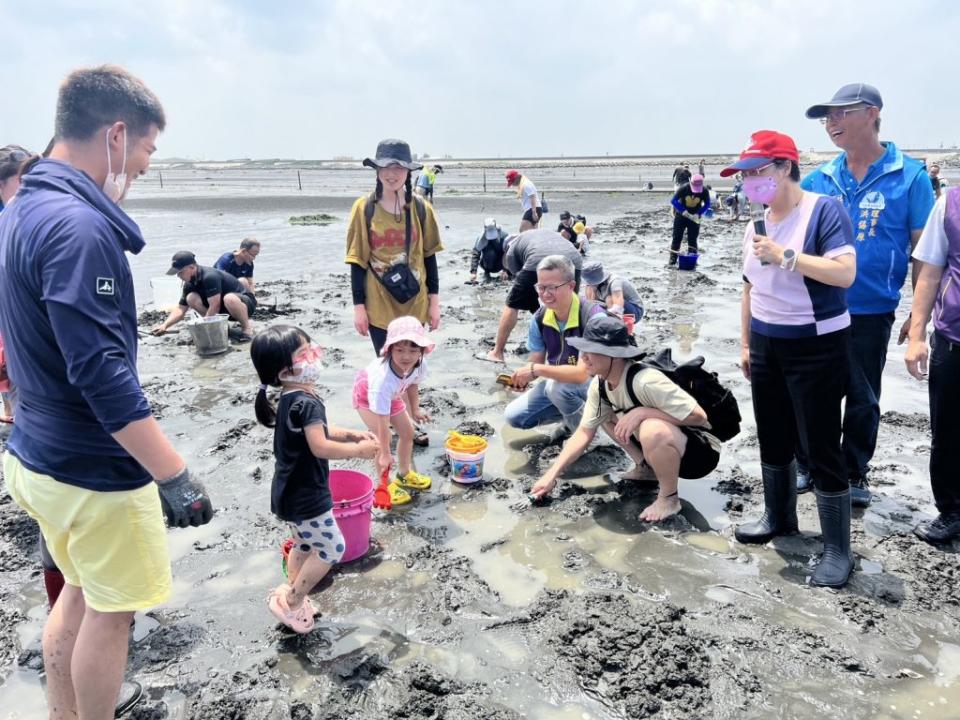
345, 139, 444, 356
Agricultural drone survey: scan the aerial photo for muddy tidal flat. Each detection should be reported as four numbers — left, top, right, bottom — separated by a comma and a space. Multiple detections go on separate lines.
1, 176, 959, 720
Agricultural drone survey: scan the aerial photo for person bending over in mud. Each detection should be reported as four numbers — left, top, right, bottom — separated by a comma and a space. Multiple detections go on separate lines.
151, 251, 257, 339
529, 314, 720, 522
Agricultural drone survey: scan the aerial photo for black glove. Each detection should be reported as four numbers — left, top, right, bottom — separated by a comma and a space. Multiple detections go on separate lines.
157, 468, 214, 528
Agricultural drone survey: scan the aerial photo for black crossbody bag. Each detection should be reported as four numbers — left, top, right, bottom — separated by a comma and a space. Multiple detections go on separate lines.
370, 200, 422, 304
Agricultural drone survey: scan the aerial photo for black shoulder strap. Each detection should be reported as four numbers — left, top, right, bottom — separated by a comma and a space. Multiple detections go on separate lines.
623, 362, 643, 408
598, 360, 643, 411
365, 192, 426, 253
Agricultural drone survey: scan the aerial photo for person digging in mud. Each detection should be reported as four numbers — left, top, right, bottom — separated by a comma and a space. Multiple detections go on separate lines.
0, 64, 214, 720
251, 325, 379, 633
905, 185, 960, 545
505, 169, 543, 231
150, 251, 257, 339
484, 229, 583, 363
668, 173, 710, 266
581, 260, 644, 323
727, 130, 858, 589
468, 217, 509, 284
415, 163, 442, 202
529, 314, 720, 522
214, 236, 260, 293
504, 255, 604, 443
353, 316, 436, 506
557, 210, 592, 255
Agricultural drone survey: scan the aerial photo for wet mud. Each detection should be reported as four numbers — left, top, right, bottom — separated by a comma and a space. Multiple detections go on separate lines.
2, 193, 959, 719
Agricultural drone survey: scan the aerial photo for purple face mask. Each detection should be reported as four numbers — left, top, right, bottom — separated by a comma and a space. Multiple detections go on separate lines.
743, 175, 777, 205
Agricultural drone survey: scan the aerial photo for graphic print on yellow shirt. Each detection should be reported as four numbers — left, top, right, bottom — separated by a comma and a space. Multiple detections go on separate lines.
344, 196, 444, 329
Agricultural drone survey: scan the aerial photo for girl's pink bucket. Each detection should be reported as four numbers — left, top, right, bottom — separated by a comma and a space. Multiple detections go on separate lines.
330, 469, 375, 562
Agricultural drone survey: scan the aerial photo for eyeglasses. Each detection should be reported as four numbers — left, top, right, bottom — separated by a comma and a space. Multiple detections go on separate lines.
819, 107, 868, 124
743, 162, 776, 177
293, 343, 323, 364
534, 281, 571, 296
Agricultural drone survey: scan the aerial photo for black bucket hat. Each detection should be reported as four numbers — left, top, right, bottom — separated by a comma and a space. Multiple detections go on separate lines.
567, 314, 643, 358
362, 139, 422, 171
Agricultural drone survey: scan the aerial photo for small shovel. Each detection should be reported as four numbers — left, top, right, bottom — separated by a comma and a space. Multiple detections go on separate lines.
373, 466, 392, 511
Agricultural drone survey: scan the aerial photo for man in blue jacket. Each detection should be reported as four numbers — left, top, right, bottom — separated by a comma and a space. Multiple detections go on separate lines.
801, 83, 935, 505
0, 65, 213, 720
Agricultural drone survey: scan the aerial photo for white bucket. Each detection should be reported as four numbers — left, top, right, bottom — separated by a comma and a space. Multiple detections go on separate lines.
150, 276, 182, 310
445, 447, 487, 484
186, 314, 230, 356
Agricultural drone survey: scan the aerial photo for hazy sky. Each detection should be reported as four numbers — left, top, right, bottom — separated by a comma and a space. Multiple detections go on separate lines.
4, 0, 957, 160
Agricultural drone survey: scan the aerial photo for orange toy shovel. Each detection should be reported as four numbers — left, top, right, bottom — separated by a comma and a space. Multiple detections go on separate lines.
373, 465, 392, 510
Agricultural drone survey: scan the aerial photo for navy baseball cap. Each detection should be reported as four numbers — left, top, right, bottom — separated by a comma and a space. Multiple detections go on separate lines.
805, 83, 883, 119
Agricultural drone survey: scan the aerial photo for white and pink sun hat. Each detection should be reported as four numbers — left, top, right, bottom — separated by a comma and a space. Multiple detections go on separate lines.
380, 315, 436, 357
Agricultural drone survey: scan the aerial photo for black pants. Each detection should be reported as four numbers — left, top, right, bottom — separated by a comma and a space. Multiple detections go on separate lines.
750, 329, 850, 492
369, 325, 387, 356
930, 332, 960, 515
671, 214, 701, 254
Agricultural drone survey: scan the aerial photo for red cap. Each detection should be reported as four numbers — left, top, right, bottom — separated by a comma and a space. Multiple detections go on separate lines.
505, 169, 520, 185
720, 130, 799, 177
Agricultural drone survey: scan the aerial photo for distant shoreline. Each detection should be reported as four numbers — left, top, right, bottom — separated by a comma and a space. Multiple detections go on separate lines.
153, 148, 959, 169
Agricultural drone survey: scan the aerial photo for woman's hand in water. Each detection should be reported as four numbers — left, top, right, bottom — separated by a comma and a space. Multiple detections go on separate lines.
411, 408, 431, 424
428, 295, 441, 331
353, 305, 369, 336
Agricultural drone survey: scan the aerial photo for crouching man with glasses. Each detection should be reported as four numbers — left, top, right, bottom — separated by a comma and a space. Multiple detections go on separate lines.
504, 255, 605, 443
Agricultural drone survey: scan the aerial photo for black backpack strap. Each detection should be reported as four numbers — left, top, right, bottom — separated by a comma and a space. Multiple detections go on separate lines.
365, 192, 424, 259
598, 360, 644, 412
622, 362, 644, 408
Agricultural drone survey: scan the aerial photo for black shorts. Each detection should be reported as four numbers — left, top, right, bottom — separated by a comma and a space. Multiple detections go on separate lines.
506, 269, 540, 313
629, 426, 719, 479
678, 428, 720, 479
236, 292, 257, 316
522, 208, 542, 224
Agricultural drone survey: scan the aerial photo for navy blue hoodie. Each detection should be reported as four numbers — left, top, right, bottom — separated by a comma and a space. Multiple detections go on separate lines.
0, 159, 152, 491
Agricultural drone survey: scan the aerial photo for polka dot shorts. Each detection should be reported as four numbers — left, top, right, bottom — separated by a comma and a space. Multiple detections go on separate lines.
288, 510, 346, 564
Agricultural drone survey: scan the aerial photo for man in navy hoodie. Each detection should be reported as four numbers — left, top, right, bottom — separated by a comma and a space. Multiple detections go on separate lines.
0, 65, 213, 720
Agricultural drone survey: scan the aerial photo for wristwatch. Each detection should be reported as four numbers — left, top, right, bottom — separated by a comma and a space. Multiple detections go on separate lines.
780, 248, 797, 271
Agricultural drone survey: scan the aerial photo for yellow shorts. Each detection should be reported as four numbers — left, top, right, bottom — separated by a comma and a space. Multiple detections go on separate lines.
4, 453, 171, 612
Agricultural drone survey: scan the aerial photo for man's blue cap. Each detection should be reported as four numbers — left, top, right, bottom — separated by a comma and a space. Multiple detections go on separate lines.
805, 83, 883, 119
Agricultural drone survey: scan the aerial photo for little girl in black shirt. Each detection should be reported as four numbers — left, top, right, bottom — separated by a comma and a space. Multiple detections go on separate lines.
251, 325, 379, 634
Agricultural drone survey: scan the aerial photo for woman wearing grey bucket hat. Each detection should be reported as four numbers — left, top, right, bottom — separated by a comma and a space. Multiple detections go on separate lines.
345, 139, 444, 356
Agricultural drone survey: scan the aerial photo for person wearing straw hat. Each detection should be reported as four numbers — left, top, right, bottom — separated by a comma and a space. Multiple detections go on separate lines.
529, 314, 719, 522
346, 139, 443, 357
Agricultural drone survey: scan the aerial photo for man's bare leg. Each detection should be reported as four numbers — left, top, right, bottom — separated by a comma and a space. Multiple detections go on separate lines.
43, 583, 85, 719
223, 293, 254, 336
486, 306, 518, 362
599, 420, 654, 481
72, 606, 136, 720
636, 420, 687, 521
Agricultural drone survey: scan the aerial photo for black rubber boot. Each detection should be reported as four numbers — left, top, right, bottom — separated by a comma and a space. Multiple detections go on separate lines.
810, 488, 854, 588
734, 461, 799, 544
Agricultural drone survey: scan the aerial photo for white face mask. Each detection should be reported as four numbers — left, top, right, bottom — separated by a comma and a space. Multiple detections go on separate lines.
102, 127, 128, 203
279, 357, 324, 385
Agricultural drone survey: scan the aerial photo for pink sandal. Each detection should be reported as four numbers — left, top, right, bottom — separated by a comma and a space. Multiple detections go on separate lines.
267, 585, 315, 634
